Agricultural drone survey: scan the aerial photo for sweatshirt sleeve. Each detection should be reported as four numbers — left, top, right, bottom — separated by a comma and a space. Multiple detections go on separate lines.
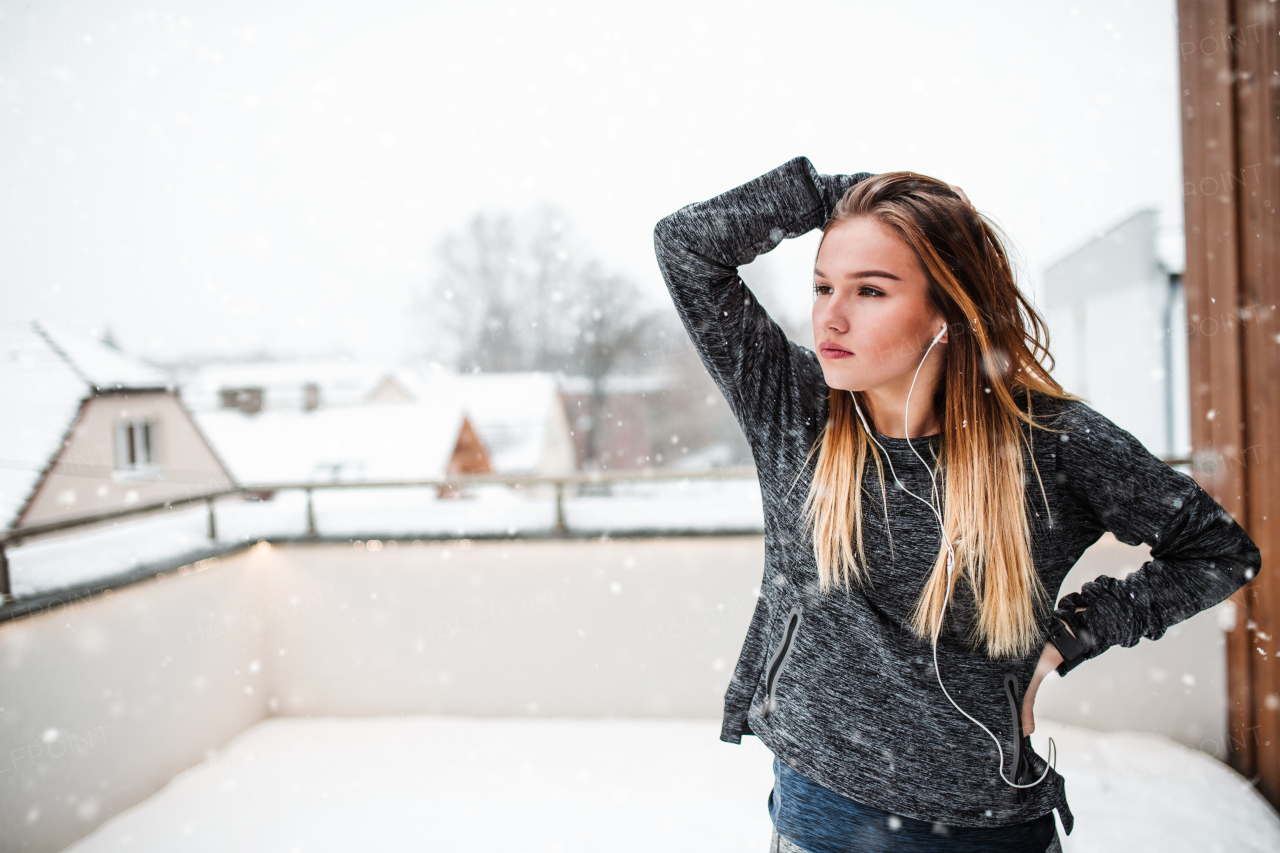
652, 157, 871, 433
1050, 400, 1262, 670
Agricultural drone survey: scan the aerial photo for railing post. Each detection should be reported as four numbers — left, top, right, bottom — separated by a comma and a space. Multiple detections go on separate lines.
554, 481, 567, 536
206, 498, 217, 541
305, 488, 317, 538
0, 542, 11, 605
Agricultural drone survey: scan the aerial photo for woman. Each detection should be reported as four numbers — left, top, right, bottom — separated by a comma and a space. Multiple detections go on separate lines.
652, 157, 1262, 853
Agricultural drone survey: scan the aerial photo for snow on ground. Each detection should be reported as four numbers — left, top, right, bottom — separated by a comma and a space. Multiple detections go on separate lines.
62, 717, 1280, 853
8, 502, 220, 597
566, 478, 765, 534
8, 479, 764, 597
1037, 721, 1280, 851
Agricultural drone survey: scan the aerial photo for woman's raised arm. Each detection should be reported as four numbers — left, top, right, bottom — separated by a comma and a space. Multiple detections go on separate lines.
652, 157, 870, 434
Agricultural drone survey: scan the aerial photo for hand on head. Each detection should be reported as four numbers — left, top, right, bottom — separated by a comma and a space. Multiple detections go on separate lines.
948, 184, 973, 208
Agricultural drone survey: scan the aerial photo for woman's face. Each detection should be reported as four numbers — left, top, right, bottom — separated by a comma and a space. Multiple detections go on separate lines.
811, 216, 947, 393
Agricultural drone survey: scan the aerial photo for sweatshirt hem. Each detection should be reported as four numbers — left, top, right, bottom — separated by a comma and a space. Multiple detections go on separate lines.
753, 719, 1074, 835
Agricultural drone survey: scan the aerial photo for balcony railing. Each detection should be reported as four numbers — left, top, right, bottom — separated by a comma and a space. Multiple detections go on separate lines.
0, 467, 761, 610
0, 454, 1192, 617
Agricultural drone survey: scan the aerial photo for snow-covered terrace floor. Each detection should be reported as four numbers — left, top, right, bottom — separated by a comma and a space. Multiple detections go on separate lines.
62, 716, 1280, 853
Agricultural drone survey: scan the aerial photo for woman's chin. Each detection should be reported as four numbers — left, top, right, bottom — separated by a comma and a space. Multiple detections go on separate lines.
819, 368, 867, 393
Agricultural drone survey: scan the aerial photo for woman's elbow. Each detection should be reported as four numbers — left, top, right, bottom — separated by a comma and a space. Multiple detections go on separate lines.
1240, 538, 1263, 584
653, 213, 683, 253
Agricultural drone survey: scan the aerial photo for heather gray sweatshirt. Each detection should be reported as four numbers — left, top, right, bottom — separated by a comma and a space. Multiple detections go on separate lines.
652, 156, 1262, 835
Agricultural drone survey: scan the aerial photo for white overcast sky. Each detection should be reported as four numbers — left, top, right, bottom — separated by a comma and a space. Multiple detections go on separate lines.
0, 0, 1183, 365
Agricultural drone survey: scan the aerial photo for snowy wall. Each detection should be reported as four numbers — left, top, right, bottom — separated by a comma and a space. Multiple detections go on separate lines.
0, 552, 269, 853
259, 537, 764, 718
0, 535, 1235, 853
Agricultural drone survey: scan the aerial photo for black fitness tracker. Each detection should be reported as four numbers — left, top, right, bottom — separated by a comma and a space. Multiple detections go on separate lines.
1046, 616, 1089, 676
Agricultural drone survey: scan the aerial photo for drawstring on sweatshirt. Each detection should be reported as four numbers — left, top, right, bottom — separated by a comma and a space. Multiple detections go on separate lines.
849, 322, 1057, 793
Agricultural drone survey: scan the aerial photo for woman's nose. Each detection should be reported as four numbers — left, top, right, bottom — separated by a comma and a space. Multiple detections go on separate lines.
816, 298, 850, 333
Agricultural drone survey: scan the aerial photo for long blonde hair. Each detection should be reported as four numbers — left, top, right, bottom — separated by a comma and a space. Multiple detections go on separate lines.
803, 172, 1080, 660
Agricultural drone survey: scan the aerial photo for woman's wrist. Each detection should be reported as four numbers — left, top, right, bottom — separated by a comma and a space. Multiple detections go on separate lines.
1039, 640, 1064, 671
1046, 607, 1092, 676
812, 169, 872, 222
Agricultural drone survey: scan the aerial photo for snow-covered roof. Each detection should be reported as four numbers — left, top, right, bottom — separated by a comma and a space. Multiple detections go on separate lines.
386, 368, 565, 474
193, 402, 466, 486
0, 320, 171, 530
38, 321, 171, 391
178, 358, 393, 411
557, 373, 673, 395
452, 373, 558, 473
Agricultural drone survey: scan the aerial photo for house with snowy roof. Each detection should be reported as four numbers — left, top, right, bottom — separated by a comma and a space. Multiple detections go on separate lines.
367, 368, 576, 477
177, 358, 394, 413
191, 401, 492, 487
0, 320, 236, 532
556, 372, 674, 470
188, 364, 569, 488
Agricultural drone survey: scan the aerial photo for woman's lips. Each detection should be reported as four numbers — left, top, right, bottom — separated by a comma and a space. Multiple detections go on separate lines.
818, 342, 853, 359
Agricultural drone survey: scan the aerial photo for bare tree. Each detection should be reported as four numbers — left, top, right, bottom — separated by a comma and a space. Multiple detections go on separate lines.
415, 209, 659, 468
422, 213, 527, 372
638, 313, 752, 469
566, 262, 658, 467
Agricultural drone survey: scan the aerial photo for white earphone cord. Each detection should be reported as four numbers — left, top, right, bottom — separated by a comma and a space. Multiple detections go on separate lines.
848, 324, 1056, 790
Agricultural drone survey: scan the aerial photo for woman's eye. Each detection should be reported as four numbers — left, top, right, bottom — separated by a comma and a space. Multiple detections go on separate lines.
812, 283, 884, 297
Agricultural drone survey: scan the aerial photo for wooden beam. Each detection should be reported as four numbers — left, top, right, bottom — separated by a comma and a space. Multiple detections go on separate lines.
1231, 0, 1280, 803
1179, 0, 1280, 801
1178, 0, 1255, 779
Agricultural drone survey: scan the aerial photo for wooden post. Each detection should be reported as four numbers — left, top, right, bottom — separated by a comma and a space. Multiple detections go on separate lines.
554, 482, 567, 536
0, 543, 11, 605
206, 498, 217, 542
306, 488, 317, 538
1178, 0, 1278, 802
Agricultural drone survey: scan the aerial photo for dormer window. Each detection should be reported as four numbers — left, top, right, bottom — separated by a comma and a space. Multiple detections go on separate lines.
219, 387, 264, 414
115, 419, 158, 476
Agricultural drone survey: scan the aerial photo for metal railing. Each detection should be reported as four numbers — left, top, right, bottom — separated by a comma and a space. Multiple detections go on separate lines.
0, 467, 760, 604
0, 455, 1194, 606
